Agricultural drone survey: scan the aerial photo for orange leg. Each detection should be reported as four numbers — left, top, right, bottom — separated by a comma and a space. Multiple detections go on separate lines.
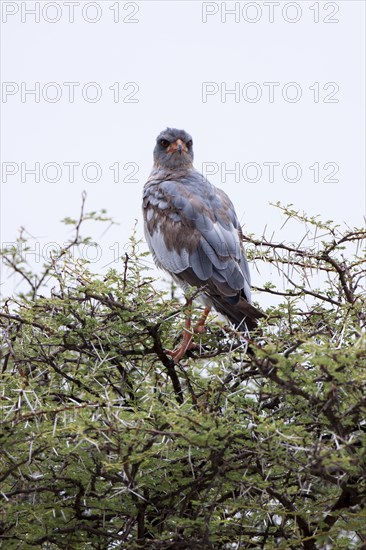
194, 306, 211, 334
166, 304, 212, 363
166, 298, 194, 363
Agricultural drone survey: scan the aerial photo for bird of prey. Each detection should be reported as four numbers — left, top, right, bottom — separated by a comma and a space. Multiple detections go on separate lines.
143, 127, 263, 361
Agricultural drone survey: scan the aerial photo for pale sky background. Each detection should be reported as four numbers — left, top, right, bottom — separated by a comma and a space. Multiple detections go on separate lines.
1, 0, 365, 302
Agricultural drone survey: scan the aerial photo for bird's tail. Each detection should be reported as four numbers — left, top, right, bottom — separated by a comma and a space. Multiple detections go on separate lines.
210, 295, 264, 332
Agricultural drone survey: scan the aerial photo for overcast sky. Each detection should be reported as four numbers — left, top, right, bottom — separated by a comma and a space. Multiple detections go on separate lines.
1, 0, 365, 299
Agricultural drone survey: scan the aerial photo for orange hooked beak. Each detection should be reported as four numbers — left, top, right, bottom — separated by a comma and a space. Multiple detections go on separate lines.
167, 139, 188, 155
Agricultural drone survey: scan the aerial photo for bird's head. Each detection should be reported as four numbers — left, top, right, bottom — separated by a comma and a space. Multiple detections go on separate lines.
153, 128, 194, 171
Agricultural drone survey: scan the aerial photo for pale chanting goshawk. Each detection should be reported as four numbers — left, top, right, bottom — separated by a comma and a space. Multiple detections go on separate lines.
143, 128, 263, 361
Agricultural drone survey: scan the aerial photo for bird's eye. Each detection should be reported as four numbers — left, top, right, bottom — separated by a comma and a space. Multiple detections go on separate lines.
186, 140, 193, 148
160, 139, 170, 148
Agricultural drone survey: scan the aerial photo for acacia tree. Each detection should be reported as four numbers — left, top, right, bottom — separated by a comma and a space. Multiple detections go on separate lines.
0, 200, 365, 549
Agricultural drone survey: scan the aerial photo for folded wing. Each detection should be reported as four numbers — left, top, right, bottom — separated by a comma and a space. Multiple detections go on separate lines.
143, 171, 263, 329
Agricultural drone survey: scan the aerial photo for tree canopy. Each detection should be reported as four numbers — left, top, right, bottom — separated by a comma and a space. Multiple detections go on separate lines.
1, 200, 365, 549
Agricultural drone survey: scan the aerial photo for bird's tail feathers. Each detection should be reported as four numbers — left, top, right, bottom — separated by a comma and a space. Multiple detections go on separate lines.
210, 295, 264, 332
